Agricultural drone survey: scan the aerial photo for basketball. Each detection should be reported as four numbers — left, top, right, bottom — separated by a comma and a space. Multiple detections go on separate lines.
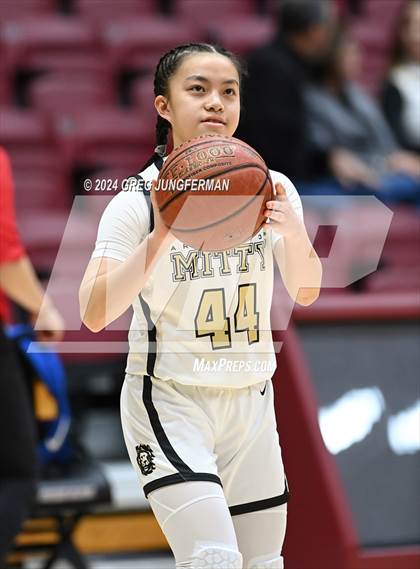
155, 135, 274, 251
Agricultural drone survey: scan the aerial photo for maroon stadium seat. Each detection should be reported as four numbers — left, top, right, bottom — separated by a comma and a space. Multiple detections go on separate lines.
53, 107, 154, 170
385, 206, 420, 244
130, 74, 155, 121
16, 210, 69, 272
382, 242, 420, 268
21, 54, 114, 77
207, 16, 275, 54
0, 67, 11, 105
0, 15, 100, 73
6, 146, 63, 174
130, 75, 154, 109
0, 0, 56, 19
28, 73, 116, 115
365, 267, 420, 293
12, 167, 71, 213
364, 0, 406, 25
0, 106, 54, 152
0, 107, 67, 173
176, 0, 256, 21
74, 0, 156, 21
102, 16, 202, 72
381, 206, 420, 269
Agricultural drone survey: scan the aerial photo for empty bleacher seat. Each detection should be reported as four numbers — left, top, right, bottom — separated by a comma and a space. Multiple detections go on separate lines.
21, 53, 114, 77
7, 146, 63, 174
0, 106, 52, 145
102, 15, 202, 72
175, 0, 256, 20
53, 107, 154, 170
207, 16, 275, 54
0, 108, 58, 169
0, 0, 56, 19
364, 266, 420, 293
13, 167, 71, 212
74, 0, 156, 21
130, 74, 154, 112
0, 66, 11, 105
28, 72, 116, 115
16, 209, 69, 271
0, 15, 100, 73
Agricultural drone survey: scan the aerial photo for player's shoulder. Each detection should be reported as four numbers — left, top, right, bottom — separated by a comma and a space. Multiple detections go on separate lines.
136, 161, 160, 183
99, 163, 158, 228
107, 162, 158, 207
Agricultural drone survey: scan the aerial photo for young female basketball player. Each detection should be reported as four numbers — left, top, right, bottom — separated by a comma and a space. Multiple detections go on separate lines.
79, 43, 322, 569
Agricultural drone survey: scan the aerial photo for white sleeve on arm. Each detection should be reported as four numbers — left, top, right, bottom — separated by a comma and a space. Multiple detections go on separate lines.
269, 170, 304, 251
90, 191, 150, 262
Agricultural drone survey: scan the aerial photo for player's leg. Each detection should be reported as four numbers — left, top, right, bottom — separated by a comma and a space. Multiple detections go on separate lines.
148, 480, 242, 568
232, 503, 287, 568
219, 379, 289, 568
120, 375, 242, 567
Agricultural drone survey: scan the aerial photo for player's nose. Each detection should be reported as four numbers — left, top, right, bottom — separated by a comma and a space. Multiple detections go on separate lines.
204, 92, 224, 112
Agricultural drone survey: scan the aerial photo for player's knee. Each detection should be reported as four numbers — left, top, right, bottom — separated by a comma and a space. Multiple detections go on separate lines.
176, 545, 243, 568
247, 554, 284, 569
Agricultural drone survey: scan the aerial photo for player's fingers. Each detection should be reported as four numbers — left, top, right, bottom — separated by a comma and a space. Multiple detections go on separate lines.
265, 201, 287, 212
274, 182, 287, 200
263, 221, 282, 232
264, 210, 285, 223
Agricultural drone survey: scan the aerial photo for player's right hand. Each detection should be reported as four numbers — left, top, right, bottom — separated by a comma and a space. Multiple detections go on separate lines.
31, 301, 65, 344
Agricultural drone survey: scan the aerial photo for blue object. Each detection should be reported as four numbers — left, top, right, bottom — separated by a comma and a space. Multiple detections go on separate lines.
5, 323, 73, 464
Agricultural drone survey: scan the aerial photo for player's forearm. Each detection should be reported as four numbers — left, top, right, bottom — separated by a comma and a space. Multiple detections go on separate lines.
80, 234, 166, 332
0, 256, 47, 314
275, 228, 322, 306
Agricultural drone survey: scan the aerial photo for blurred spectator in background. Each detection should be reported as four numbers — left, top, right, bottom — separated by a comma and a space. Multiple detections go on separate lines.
236, 0, 334, 180
381, 0, 420, 155
302, 26, 420, 205
0, 147, 64, 564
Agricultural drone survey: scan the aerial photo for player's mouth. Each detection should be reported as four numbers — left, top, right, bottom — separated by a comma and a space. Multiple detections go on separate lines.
201, 117, 226, 126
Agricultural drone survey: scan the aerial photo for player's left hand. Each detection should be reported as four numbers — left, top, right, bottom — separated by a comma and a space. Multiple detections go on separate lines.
263, 182, 304, 239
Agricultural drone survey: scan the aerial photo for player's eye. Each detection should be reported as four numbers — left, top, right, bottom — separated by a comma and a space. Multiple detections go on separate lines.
189, 85, 205, 92
224, 88, 236, 96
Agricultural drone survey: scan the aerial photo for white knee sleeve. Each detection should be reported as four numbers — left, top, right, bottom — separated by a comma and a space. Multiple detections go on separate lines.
176, 545, 243, 568
248, 554, 284, 569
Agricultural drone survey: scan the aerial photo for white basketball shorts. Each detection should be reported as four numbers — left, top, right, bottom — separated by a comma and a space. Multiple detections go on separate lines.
120, 374, 290, 515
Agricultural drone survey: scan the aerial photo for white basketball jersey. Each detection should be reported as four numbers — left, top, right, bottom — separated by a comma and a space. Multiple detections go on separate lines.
91, 159, 303, 388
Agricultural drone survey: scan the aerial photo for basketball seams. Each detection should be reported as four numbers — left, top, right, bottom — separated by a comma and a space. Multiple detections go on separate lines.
167, 169, 272, 233
156, 135, 273, 249
159, 163, 270, 213
159, 136, 264, 179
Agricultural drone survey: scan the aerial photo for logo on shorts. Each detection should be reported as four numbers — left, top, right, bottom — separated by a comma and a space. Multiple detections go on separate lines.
136, 443, 156, 476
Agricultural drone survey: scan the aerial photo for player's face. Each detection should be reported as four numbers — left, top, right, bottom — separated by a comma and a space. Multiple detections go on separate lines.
155, 53, 241, 148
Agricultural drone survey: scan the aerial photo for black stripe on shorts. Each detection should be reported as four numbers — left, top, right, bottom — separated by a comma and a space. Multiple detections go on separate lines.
141, 376, 223, 499
138, 293, 223, 499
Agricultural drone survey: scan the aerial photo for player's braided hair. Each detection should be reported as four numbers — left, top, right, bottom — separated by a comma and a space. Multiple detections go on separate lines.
141, 42, 247, 170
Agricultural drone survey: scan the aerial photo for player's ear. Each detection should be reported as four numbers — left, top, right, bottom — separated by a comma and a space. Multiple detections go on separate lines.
155, 95, 171, 123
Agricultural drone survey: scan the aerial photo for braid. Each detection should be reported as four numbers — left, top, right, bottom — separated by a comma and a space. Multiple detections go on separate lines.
139, 42, 246, 171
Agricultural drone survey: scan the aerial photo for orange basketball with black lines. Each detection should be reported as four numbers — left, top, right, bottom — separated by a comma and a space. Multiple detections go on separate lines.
155, 135, 273, 251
